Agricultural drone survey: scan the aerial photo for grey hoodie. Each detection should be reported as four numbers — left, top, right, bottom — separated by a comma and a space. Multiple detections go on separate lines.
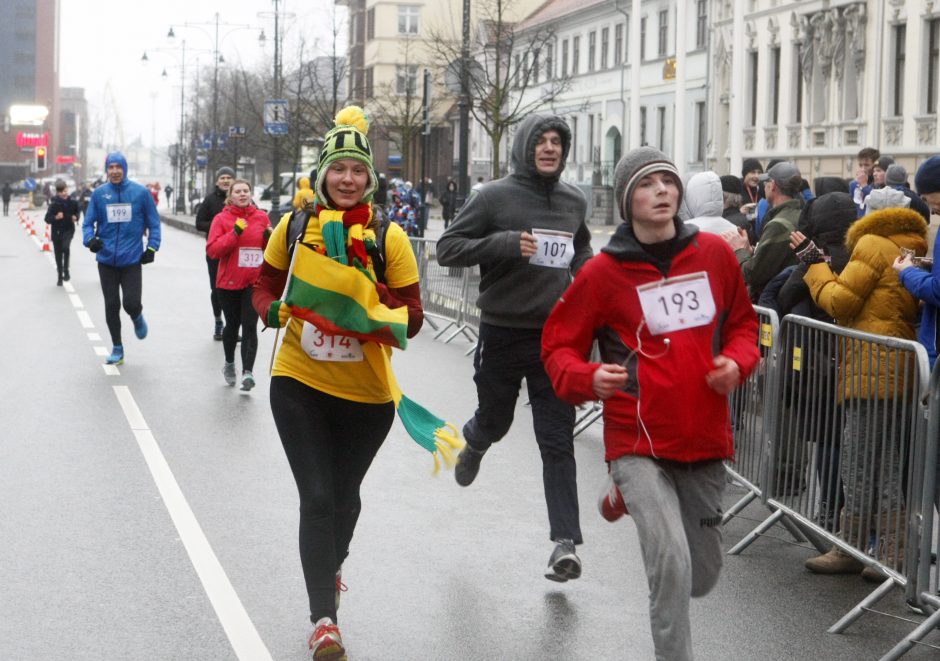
436, 114, 592, 328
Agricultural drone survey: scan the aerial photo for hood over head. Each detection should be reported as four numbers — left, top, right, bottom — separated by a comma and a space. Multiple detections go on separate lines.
866, 187, 911, 213
510, 114, 571, 182
813, 176, 850, 196
104, 152, 128, 180
797, 192, 854, 247
613, 146, 683, 224
679, 171, 723, 220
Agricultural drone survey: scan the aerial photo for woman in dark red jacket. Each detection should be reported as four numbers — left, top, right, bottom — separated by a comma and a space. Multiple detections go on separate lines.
206, 179, 272, 391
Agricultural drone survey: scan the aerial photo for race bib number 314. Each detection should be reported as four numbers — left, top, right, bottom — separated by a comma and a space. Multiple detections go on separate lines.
300, 322, 363, 362
636, 271, 716, 335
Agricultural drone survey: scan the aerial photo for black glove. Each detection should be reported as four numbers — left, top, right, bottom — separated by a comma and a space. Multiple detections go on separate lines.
793, 237, 824, 265
87, 237, 104, 253
140, 247, 156, 264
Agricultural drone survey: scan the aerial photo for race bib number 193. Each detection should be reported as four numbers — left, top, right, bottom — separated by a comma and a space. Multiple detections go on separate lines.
636, 271, 716, 335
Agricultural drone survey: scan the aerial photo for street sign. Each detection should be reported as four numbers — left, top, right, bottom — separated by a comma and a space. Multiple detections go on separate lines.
263, 99, 289, 135
228, 125, 246, 138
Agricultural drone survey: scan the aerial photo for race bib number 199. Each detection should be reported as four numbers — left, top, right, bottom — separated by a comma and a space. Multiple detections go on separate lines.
106, 203, 132, 223
636, 271, 716, 335
300, 322, 363, 362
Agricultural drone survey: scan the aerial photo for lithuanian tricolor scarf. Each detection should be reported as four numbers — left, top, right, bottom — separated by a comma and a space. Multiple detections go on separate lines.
283, 204, 464, 473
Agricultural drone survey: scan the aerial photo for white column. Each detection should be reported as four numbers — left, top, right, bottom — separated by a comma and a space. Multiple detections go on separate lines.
630, 0, 642, 148
729, 0, 746, 176
674, 0, 687, 174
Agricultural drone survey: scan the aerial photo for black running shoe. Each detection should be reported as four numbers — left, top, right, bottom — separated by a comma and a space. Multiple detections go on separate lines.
454, 445, 486, 487
545, 538, 582, 582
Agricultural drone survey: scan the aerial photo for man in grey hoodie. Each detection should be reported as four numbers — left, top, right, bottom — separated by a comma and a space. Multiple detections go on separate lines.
437, 114, 593, 581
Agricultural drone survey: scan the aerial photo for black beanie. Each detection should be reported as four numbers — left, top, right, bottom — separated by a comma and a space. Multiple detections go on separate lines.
915, 156, 940, 195
720, 175, 741, 194
741, 158, 763, 177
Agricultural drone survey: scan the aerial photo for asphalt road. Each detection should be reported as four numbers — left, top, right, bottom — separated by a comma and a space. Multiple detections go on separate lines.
0, 204, 936, 660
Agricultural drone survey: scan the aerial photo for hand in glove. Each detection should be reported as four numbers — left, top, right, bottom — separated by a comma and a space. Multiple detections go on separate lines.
263, 226, 273, 242
789, 231, 824, 265
140, 247, 156, 264
267, 300, 291, 328
87, 237, 104, 253
233, 218, 248, 235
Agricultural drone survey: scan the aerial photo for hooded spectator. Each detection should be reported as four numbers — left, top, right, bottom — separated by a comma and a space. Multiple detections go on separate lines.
814, 176, 850, 196
679, 171, 739, 234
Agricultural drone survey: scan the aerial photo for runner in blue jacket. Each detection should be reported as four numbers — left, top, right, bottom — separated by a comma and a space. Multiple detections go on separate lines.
82, 151, 161, 365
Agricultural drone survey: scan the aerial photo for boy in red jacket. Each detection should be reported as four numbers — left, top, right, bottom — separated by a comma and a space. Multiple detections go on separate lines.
542, 148, 759, 661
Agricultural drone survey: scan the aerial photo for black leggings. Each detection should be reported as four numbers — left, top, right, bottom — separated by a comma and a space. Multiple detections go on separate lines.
270, 376, 394, 623
206, 255, 222, 318
97, 262, 142, 346
217, 287, 259, 370
51, 225, 74, 276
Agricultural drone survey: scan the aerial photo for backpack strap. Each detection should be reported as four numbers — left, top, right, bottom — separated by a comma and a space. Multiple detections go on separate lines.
285, 209, 311, 256
367, 209, 391, 285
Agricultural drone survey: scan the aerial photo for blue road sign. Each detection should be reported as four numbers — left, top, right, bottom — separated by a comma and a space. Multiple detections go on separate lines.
264, 99, 289, 135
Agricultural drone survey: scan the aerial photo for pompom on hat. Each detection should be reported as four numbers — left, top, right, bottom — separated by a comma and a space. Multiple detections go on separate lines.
315, 105, 377, 208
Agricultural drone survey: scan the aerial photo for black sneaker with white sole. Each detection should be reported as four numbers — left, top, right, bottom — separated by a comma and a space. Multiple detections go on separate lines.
545, 538, 582, 582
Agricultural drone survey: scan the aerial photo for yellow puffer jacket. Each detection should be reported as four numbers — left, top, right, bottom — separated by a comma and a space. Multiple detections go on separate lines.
804, 207, 928, 400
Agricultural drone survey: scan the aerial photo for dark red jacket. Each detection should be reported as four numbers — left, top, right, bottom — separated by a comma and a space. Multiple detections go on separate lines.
206, 204, 271, 290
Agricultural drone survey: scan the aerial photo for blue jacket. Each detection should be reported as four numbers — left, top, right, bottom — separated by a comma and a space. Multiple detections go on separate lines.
898, 232, 940, 368
82, 152, 161, 267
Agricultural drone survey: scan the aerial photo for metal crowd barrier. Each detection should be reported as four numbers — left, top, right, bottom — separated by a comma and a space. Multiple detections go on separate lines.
727, 314, 939, 658
409, 237, 480, 350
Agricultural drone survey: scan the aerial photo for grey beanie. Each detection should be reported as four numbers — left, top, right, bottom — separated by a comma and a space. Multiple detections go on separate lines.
885, 164, 908, 187
613, 147, 683, 222
215, 166, 236, 179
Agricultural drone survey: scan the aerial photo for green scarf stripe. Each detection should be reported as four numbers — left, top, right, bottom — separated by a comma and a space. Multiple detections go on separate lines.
286, 275, 407, 347
322, 221, 348, 265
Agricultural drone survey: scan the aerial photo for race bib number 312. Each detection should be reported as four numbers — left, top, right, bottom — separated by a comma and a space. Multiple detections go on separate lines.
636, 271, 716, 335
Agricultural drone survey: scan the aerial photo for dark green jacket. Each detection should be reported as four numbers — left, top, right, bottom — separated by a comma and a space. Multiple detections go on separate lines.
736, 198, 801, 302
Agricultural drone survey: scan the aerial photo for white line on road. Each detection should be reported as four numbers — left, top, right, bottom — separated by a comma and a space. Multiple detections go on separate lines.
77, 310, 94, 328
102, 364, 120, 376
94, 346, 109, 356
68, 293, 82, 308
112, 386, 273, 661
64, 282, 75, 293
87, 332, 101, 341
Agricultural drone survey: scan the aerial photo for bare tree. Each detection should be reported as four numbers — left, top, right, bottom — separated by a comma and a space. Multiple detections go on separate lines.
427, 0, 571, 178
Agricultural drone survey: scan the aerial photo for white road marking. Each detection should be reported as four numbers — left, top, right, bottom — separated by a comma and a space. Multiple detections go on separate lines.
102, 364, 120, 376
77, 310, 94, 328
69, 294, 82, 308
94, 346, 109, 356
64, 282, 75, 293
112, 386, 273, 661
87, 332, 101, 341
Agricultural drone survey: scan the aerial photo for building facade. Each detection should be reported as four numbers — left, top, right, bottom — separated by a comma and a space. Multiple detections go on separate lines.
0, 0, 59, 183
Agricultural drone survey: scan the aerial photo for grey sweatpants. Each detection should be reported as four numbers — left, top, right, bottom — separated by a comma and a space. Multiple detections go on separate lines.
610, 455, 726, 661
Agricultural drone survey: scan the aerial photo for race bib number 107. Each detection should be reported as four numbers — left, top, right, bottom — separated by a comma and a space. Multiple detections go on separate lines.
636, 271, 716, 335
529, 228, 574, 269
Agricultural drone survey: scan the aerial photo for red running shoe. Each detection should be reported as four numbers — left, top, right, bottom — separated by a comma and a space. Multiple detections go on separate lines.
598, 478, 628, 522
308, 617, 347, 661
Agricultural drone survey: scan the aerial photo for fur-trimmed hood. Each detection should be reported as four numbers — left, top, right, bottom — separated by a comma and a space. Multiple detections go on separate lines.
845, 206, 927, 251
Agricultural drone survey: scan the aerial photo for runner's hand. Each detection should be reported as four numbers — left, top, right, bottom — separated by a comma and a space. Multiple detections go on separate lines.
87, 237, 103, 253
520, 231, 538, 258
140, 247, 156, 264
234, 218, 247, 234
592, 363, 629, 400
706, 355, 740, 395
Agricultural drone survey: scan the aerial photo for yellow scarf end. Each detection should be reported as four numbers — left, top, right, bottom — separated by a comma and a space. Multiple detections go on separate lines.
430, 423, 465, 476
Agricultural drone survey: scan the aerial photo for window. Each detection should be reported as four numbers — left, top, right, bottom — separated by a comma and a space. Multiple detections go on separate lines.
545, 44, 554, 80
571, 116, 579, 161
657, 106, 666, 150
795, 45, 803, 123
695, 101, 706, 162
588, 31, 596, 72
562, 39, 569, 77
573, 36, 580, 74
365, 67, 374, 99
640, 106, 648, 145
894, 24, 906, 116
351, 13, 359, 45
367, 8, 375, 40
396, 64, 418, 95
532, 49, 540, 84
601, 28, 609, 69
640, 17, 647, 62
614, 24, 623, 65
928, 19, 940, 114
515, 53, 523, 88
658, 10, 668, 57
748, 50, 759, 126
398, 5, 420, 35
769, 46, 781, 125
696, 0, 708, 49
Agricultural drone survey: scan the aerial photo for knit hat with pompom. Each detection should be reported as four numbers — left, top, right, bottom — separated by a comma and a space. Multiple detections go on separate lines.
315, 106, 377, 207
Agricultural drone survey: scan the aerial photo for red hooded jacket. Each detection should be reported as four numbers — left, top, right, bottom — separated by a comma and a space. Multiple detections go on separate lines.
206, 203, 271, 290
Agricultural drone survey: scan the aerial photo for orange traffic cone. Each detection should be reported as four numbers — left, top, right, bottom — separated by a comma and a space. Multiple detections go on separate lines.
41, 226, 51, 252
29, 220, 36, 236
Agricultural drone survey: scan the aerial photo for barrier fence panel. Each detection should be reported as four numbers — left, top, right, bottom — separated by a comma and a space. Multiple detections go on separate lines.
728, 315, 934, 652
881, 361, 940, 660
410, 238, 470, 341
408, 237, 438, 331
723, 306, 779, 526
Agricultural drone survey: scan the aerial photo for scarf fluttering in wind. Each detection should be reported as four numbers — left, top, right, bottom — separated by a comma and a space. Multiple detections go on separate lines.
283, 203, 463, 473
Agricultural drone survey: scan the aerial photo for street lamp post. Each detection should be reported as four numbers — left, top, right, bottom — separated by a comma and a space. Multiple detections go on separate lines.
458, 0, 471, 204
258, 0, 287, 224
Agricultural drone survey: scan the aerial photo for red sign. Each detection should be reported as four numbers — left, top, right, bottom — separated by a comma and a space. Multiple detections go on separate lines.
56, 155, 76, 164
16, 131, 49, 148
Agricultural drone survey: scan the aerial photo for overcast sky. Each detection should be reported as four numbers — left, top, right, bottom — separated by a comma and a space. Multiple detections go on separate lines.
59, 0, 347, 148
